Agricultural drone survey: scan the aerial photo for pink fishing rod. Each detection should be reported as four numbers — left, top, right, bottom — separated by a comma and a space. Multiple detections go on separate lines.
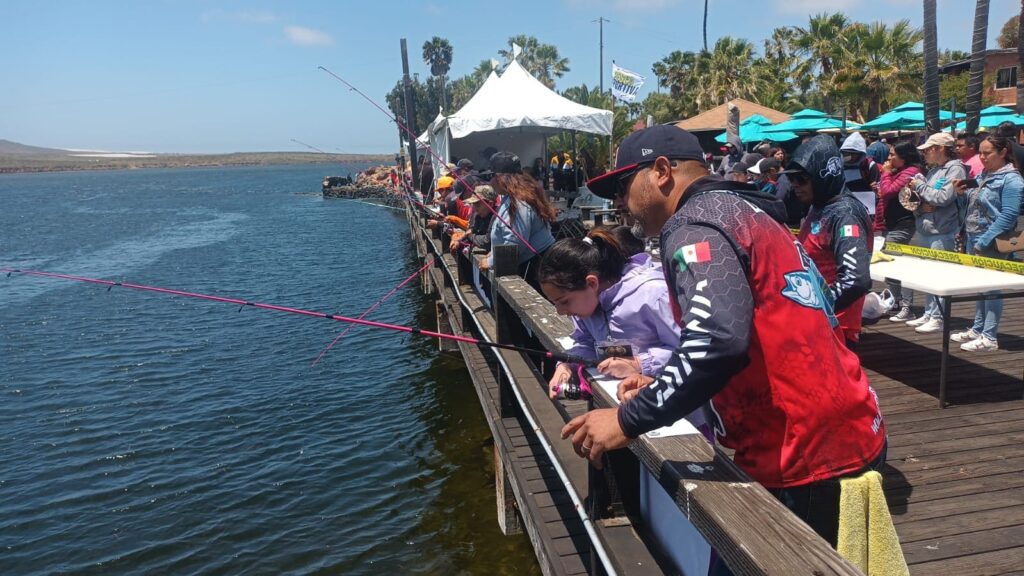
310, 255, 439, 367
317, 65, 539, 256
3, 267, 597, 367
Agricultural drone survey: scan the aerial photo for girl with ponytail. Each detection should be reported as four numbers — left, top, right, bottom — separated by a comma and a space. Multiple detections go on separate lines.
538, 227, 683, 401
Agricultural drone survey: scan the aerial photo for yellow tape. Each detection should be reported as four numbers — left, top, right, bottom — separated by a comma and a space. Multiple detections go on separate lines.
883, 242, 1024, 275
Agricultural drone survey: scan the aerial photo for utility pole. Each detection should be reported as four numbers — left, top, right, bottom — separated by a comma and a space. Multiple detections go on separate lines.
400, 38, 418, 171
593, 17, 608, 93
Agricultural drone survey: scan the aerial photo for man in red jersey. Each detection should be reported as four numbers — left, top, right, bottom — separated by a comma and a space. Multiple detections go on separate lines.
562, 125, 886, 554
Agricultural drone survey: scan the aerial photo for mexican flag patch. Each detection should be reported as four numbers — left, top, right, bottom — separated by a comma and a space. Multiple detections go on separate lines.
673, 241, 711, 270
841, 224, 860, 238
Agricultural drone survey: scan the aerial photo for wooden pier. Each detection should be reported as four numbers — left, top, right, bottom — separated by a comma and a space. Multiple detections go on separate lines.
403, 199, 1024, 575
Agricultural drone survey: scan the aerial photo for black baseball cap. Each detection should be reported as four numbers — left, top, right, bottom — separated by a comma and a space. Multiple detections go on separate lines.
481, 151, 521, 177
587, 125, 706, 200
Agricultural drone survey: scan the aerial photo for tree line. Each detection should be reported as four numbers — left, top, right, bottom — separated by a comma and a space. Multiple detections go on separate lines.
386, 7, 1022, 158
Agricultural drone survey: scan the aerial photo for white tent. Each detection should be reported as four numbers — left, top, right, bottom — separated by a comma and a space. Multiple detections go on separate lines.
425, 61, 611, 177
446, 61, 612, 138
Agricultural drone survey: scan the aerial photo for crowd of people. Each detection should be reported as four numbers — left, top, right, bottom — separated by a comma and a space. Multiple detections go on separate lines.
409, 120, 1021, 571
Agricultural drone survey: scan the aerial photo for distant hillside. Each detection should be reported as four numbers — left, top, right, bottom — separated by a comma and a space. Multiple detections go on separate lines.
0, 139, 392, 173
0, 139, 68, 156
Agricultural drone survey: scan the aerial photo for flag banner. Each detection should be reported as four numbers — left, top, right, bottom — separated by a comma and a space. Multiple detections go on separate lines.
611, 63, 645, 102
841, 224, 860, 238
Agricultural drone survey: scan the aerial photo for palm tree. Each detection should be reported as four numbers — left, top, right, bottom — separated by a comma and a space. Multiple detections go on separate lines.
422, 36, 453, 112
837, 21, 923, 119
793, 12, 851, 113
652, 50, 698, 97
692, 37, 763, 109
923, 0, 940, 132
499, 35, 569, 88
448, 60, 496, 110
703, 0, 709, 52
965, 0, 991, 133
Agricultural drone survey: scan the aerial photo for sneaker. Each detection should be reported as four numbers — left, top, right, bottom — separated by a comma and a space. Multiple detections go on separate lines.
889, 306, 916, 322
950, 329, 982, 343
960, 336, 999, 351
915, 317, 944, 333
906, 314, 931, 327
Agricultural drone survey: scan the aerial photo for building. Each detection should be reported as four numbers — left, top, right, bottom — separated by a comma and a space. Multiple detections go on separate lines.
939, 48, 1020, 108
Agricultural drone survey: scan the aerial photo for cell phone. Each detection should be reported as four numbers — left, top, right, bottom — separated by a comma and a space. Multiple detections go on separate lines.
958, 178, 979, 189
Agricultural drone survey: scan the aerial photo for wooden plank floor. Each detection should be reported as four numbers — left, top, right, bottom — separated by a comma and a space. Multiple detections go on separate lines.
859, 288, 1024, 575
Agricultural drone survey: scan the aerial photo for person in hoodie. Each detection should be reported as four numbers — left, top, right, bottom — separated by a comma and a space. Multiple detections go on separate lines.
538, 227, 685, 397
565, 125, 886, 557
840, 132, 881, 193
786, 135, 873, 348
903, 132, 968, 335
715, 134, 744, 176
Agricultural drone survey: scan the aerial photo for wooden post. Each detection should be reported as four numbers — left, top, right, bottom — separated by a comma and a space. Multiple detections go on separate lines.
435, 301, 459, 352
491, 244, 519, 417
421, 256, 435, 295
494, 443, 523, 535
399, 38, 418, 168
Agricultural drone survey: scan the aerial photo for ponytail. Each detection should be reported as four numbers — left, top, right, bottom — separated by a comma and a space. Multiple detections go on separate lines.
538, 228, 627, 291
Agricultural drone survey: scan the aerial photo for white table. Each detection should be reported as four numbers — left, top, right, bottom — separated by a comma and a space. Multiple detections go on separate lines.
870, 254, 1024, 407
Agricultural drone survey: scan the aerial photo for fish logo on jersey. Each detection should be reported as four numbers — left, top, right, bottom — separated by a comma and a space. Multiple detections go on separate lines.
781, 242, 838, 327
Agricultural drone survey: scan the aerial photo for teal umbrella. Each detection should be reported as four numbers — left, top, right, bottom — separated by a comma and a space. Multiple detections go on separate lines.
762, 109, 847, 133
859, 101, 964, 131
714, 114, 799, 144
954, 105, 1024, 131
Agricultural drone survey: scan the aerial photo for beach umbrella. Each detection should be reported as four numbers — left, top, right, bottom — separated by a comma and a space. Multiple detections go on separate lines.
715, 114, 799, 144
762, 109, 847, 133
954, 105, 1024, 132
859, 101, 964, 131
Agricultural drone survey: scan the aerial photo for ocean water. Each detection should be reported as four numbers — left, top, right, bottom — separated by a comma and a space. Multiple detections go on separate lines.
0, 165, 539, 574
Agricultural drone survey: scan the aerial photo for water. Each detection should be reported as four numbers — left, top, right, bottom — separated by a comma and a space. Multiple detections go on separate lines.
0, 165, 539, 574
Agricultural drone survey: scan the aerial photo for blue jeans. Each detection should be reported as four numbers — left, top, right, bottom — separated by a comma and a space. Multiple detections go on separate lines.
885, 228, 914, 306
967, 234, 1005, 340
913, 231, 956, 319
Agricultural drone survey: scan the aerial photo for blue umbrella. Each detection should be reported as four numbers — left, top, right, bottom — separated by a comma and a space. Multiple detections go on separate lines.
859, 101, 964, 131
762, 109, 847, 133
954, 105, 1024, 131
715, 114, 799, 144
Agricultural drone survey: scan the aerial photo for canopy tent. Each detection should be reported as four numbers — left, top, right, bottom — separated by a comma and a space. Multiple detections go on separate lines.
714, 114, 799, 144
763, 109, 847, 133
954, 105, 1024, 132
425, 61, 612, 178
859, 101, 965, 132
444, 61, 612, 139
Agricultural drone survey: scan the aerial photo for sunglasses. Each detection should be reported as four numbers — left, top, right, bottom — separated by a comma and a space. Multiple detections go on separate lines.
614, 162, 654, 198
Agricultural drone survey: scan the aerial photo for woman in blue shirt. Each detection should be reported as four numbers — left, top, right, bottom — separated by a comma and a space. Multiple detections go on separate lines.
951, 133, 1023, 351
479, 152, 557, 290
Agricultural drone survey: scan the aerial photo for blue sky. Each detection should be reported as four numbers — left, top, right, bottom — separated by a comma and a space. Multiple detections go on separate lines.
1, 0, 1017, 154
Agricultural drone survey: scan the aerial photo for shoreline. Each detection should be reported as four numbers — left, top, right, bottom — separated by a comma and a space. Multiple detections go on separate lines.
0, 152, 393, 175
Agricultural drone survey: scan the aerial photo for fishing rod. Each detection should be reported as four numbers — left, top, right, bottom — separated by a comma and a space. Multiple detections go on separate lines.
2, 268, 598, 367
290, 138, 329, 154
310, 255, 439, 366
317, 66, 539, 257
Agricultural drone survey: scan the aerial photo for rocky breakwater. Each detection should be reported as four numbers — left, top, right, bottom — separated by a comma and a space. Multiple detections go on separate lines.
322, 166, 404, 206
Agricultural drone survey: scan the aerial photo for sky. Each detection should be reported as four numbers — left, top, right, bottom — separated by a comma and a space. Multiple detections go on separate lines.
1, 0, 1018, 154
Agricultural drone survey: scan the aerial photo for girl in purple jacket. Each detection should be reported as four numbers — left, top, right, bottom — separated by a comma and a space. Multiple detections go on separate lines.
537, 227, 681, 400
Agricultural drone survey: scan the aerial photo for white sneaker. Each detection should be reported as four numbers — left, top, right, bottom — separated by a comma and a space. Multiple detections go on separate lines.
906, 314, 930, 327
915, 317, 944, 333
961, 336, 999, 351
889, 306, 916, 322
950, 329, 981, 343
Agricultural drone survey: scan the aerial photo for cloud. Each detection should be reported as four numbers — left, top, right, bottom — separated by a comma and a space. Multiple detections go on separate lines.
201, 9, 277, 25
283, 25, 335, 47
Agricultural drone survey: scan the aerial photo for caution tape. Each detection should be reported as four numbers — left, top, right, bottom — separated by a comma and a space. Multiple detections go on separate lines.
882, 242, 1024, 275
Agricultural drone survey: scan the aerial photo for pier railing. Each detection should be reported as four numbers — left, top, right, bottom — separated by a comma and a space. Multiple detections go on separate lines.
406, 203, 861, 576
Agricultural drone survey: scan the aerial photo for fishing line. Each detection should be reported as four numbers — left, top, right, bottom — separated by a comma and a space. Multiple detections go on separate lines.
2, 268, 597, 367
310, 256, 439, 366
317, 66, 539, 256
